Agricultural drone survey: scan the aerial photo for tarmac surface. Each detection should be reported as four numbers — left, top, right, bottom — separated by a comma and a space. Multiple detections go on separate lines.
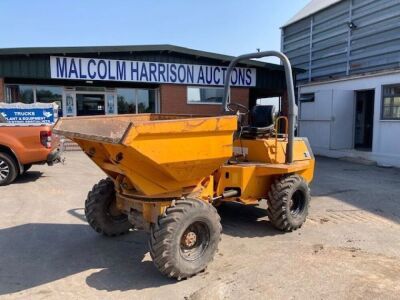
0, 152, 400, 299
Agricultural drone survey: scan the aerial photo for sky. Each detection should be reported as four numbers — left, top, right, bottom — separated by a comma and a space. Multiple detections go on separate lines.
0, 0, 309, 63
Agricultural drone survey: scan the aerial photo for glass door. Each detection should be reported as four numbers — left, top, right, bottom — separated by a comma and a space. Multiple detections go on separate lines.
76, 94, 105, 116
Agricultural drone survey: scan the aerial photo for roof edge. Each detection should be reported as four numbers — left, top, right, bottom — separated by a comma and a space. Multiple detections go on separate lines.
281, 0, 344, 28
0, 44, 299, 71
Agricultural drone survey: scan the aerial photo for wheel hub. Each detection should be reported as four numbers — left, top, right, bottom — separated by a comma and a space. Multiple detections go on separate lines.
0, 159, 10, 180
179, 221, 210, 261
183, 231, 197, 248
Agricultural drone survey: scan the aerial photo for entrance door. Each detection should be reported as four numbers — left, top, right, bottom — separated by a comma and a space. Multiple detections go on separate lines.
330, 90, 355, 150
355, 90, 374, 150
76, 94, 105, 116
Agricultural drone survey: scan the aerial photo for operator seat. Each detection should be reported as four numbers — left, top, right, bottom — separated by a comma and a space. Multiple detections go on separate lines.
250, 105, 275, 128
241, 105, 275, 138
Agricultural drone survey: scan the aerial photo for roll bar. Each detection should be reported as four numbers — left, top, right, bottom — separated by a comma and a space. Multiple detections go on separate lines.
222, 51, 296, 164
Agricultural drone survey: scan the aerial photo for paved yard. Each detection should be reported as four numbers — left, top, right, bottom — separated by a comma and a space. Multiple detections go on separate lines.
0, 152, 400, 299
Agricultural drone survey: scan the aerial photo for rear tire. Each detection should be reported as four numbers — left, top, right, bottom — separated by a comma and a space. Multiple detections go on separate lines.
85, 178, 132, 237
267, 174, 310, 232
0, 152, 18, 186
149, 199, 221, 279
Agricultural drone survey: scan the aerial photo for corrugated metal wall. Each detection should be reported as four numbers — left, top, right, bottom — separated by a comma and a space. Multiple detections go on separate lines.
282, 0, 400, 83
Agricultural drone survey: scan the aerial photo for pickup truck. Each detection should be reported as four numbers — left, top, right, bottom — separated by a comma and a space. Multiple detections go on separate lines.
0, 114, 62, 185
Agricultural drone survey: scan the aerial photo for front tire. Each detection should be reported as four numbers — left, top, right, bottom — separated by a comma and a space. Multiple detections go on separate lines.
85, 178, 132, 237
267, 174, 310, 232
0, 152, 18, 186
149, 199, 221, 279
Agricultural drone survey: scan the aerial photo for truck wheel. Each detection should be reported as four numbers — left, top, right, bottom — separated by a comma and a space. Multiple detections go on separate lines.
267, 174, 310, 232
149, 199, 221, 279
85, 178, 132, 237
0, 152, 18, 186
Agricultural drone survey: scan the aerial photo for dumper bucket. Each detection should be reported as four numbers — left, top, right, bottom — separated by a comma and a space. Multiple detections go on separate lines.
53, 114, 237, 196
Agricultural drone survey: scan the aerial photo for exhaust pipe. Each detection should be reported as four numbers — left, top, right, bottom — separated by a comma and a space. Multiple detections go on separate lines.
212, 189, 240, 201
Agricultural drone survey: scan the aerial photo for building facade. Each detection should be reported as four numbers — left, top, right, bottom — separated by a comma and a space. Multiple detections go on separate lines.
0, 45, 291, 119
282, 0, 400, 167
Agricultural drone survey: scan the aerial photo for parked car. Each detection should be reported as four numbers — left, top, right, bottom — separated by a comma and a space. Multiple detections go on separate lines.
0, 115, 62, 185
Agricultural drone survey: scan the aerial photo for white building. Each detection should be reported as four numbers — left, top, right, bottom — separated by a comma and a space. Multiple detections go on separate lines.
282, 0, 400, 167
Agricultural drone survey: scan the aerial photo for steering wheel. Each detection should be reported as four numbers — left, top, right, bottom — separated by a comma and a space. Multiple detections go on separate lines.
227, 102, 249, 115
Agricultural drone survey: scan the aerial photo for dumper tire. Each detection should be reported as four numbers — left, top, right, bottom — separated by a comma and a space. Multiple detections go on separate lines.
149, 199, 221, 280
0, 152, 18, 186
85, 178, 132, 237
267, 174, 310, 232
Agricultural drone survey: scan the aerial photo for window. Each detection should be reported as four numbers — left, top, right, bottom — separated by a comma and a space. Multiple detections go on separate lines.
299, 93, 315, 102
117, 88, 136, 114
36, 86, 63, 116
382, 85, 400, 120
36, 86, 62, 104
257, 97, 280, 109
187, 87, 224, 104
5, 85, 34, 104
117, 88, 157, 114
138, 89, 156, 113
6, 84, 63, 116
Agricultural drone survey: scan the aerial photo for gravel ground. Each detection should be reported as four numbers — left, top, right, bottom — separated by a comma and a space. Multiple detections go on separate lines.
0, 152, 399, 299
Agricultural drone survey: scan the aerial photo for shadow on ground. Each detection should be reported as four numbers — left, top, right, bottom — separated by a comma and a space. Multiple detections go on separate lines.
67, 208, 86, 222
0, 223, 172, 295
13, 171, 44, 184
0, 204, 279, 295
218, 202, 280, 238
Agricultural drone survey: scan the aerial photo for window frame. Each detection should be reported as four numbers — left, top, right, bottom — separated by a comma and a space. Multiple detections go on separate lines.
381, 84, 400, 121
186, 86, 228, 105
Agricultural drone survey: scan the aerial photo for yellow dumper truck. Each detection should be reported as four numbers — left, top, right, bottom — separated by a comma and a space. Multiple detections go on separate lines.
54, 51, 315, 279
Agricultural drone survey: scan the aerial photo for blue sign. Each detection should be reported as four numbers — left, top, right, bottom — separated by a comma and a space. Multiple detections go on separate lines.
0, 107, 55, 124
50, 56, 257, 87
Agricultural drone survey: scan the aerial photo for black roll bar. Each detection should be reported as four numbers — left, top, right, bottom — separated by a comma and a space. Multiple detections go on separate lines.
222, 51, 296, 164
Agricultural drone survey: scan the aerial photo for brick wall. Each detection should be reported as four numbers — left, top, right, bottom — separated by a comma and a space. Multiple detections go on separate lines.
0, 78, 4, 102
160, 84, 249, 115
